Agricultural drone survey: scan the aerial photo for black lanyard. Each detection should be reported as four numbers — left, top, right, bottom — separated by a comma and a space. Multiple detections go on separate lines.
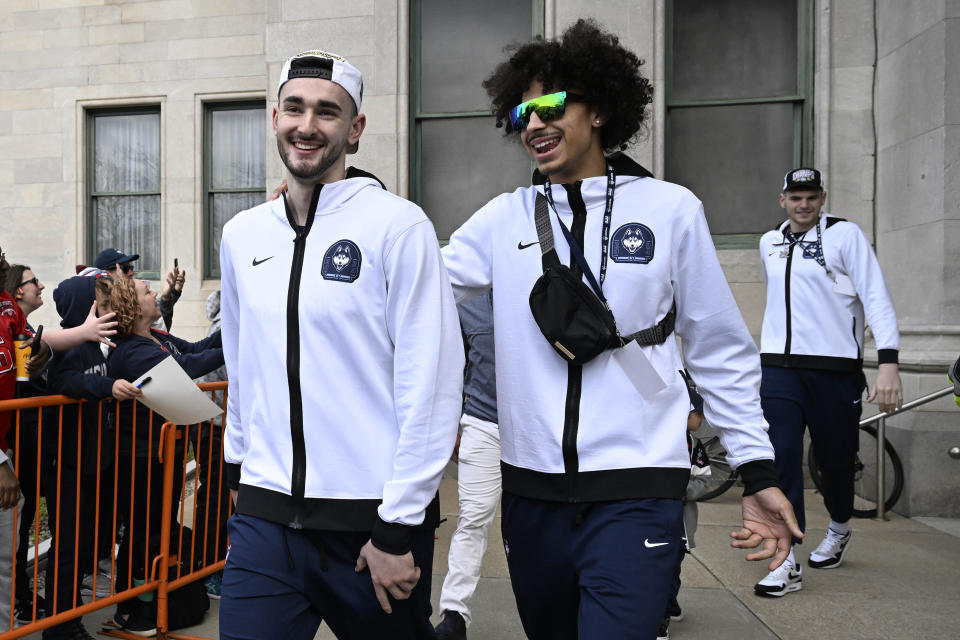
543, 164, 617, 290
781, 218, 833, 279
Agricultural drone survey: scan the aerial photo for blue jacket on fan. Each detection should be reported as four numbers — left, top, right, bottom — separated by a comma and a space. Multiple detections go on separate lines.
47, 276, 117, 471
108, 329, 223, 457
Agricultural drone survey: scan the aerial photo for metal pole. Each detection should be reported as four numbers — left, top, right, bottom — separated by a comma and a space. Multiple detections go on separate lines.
875, 415, 887, 521
860, 386, 954, 427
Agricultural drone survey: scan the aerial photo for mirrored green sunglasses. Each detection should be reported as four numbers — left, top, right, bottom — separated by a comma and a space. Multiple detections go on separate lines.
508, 91, 587, 131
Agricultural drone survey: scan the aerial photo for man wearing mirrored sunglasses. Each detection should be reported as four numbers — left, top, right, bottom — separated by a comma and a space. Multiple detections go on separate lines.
441, 19, 801, 639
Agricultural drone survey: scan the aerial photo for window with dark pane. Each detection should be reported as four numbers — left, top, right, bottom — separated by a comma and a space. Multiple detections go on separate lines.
204, 101, 266, 278
412, 0, 542, 239
666, 0, 812, 238
87, 108, 161, 274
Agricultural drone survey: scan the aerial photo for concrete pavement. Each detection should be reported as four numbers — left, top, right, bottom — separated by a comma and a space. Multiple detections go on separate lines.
30, 475, 960, 639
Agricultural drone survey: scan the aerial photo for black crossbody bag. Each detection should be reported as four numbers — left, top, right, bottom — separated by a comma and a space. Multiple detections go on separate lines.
528, 189, 674, 363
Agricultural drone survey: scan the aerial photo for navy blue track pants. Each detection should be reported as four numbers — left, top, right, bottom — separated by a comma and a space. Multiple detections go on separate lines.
502, 494, 684, 640
760, 366, 864, 539
220, 514, 436, 640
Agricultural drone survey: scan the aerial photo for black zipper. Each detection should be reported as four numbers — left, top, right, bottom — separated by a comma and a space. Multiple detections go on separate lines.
783, 241, 796, 357
563, 364, 583, 499
561, 182, 588, 500
281, 184, 323, 528
852, 316, 860, 358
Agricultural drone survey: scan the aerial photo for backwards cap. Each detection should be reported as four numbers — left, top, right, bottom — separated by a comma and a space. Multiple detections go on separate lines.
278, 50, 363, 113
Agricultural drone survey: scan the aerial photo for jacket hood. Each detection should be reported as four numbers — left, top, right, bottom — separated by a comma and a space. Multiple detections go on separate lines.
54, 276, 97, 328
272, 167, 388, 227
206, 289, 221, 323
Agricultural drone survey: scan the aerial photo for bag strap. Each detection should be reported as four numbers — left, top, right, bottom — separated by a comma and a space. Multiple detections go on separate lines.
534, 193, 607, 304
623, 307, 675, 347
532, 192, 675, 347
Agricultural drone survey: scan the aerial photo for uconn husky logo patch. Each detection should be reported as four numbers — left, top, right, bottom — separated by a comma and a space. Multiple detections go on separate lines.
610, 223, 655, 264
321, 240, 362, 282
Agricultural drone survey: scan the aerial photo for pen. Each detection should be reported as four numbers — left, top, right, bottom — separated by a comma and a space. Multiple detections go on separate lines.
137, 377, 152, 389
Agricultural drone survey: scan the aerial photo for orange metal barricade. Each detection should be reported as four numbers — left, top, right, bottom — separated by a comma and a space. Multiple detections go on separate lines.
0, 381, 229, 640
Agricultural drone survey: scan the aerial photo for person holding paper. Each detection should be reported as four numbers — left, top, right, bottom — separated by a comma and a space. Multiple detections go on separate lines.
440, 20, 800, 638
105, 277, 223, 635
754, 168, 902, 598
218, 50, 462, 640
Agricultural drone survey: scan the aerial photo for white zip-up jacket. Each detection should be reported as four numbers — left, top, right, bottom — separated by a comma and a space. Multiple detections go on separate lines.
220, 168, 464, 553
442, 154, 777, 502
759, 214, 900, 371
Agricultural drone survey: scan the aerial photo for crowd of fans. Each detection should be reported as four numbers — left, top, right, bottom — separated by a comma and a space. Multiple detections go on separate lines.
0, 245, 224, 640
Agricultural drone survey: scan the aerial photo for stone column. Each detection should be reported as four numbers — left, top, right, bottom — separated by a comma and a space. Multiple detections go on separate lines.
873, 2, 960, 516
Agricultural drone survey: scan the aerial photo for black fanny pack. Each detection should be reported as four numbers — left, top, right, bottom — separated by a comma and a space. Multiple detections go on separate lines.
528, 192, 674, 363
529, 261, 621, 362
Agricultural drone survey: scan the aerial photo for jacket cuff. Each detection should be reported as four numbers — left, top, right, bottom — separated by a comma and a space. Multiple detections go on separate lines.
370, 517, 415, 555
225, 462, 242, 491
738, 459, 779, 496
877, 349, 899, 365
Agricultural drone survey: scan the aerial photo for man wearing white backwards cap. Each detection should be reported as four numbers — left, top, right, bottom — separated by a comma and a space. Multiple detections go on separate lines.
218, 50, 463, 639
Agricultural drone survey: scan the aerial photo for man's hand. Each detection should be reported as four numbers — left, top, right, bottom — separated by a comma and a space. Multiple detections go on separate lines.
81, 302, 117, 347
112, 379, 142, 401
355, 541, 420, 613
451, 432, 462, 463
868, 363, 902, 413
268, 180, 288, 202
0, 464, 21, 510
730, 487, 803, 571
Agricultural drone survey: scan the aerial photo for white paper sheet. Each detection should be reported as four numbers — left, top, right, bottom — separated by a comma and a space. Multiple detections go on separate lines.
613, 340, 667, 401
131, 356, 222, 425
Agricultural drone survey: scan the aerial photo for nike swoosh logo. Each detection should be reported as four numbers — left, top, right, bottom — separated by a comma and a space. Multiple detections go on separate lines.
644, 539, 669, 548
853, 398, 862, 404
518, 241, 539, 250
252, 256, 275, 266
788, 571, 801, 580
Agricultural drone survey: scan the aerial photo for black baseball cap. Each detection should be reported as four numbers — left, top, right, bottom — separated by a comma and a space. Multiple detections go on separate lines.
94, 248, 139, 270
782, 168, 824, 192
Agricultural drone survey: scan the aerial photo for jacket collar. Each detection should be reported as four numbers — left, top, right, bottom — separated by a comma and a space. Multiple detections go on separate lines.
531, 151, 654, 185
272, 166, 387, 226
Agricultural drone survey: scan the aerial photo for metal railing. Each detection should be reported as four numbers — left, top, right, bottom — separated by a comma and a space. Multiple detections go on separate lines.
0, 382, 229, 639
861, 385, 954, 520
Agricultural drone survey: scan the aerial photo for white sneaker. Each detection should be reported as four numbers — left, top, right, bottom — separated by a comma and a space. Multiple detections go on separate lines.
754, 560, 802, 597
808, 528, 852, 569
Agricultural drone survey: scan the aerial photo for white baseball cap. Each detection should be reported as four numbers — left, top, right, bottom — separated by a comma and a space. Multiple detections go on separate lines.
278, 50, 363, 112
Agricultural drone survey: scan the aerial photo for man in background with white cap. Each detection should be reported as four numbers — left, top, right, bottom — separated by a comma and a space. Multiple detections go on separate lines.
218, 50, 463, 639
754, 168, 902, 598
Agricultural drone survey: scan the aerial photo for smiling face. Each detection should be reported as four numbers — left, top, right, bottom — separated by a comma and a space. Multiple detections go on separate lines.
15, 269, 44, 315
135, 279, 161, 324
273, 77, 366, 185
780, 188, 827, 233
518, 79, 606, 184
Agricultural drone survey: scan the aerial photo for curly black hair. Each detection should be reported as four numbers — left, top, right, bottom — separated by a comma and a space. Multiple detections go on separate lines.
483, 19, 653, 152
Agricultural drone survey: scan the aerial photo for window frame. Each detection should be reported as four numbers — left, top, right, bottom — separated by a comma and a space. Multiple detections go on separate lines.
664, 0, 815, 247
408, 0, 544, 230
85, 105, 163, 280
202, 99, 268, 279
